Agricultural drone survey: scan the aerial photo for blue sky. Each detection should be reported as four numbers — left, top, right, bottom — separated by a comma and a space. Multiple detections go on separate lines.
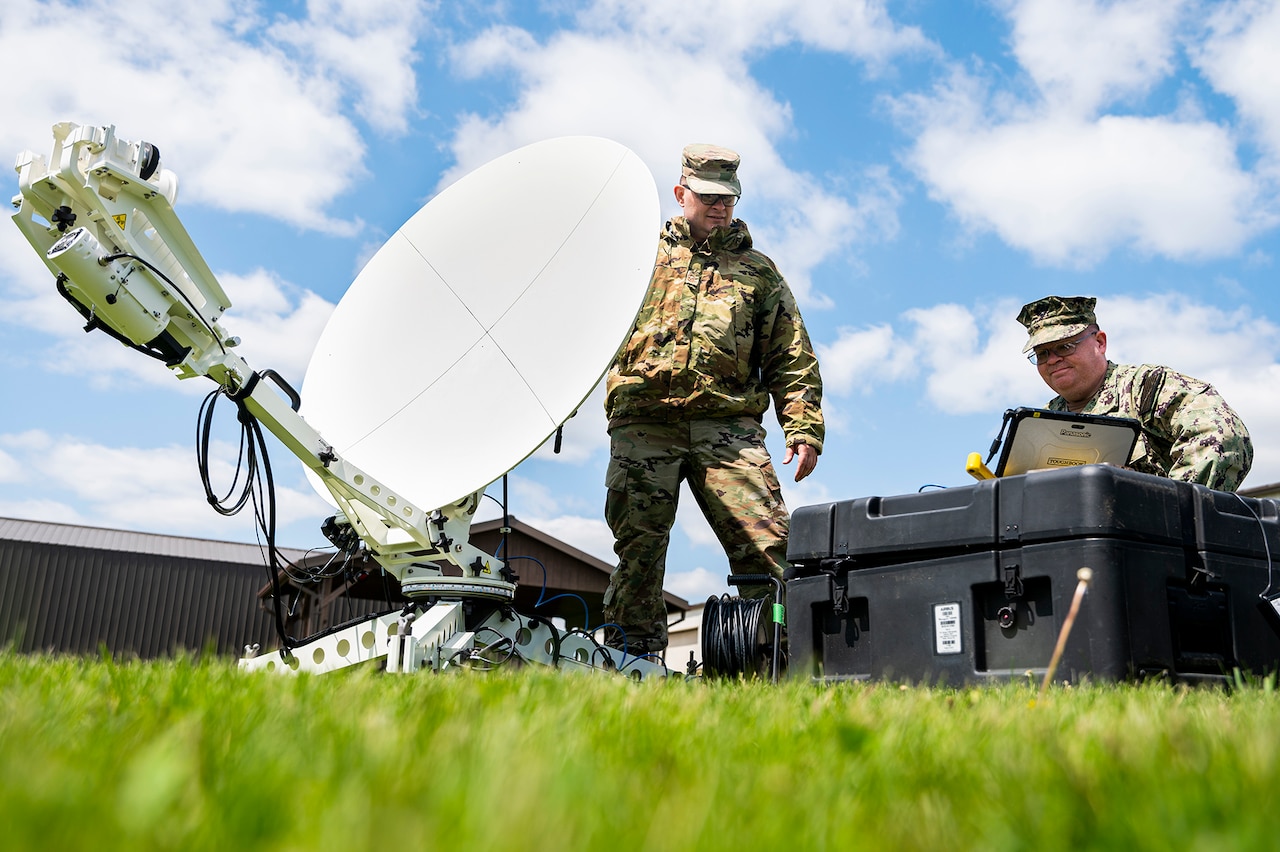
2, 0, 1278, 605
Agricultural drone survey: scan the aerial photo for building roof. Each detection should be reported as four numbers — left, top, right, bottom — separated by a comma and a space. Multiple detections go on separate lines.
1241, 482, 1280, 499
0, 514, 693, 605
0, 516, 310, 565
469, 515, 691, 609
0, 515, 287, 657
472, 515, 610, 569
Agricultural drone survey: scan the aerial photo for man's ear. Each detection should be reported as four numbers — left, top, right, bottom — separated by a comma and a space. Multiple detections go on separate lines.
673, 184, 686, 205
1096, 330, 1107, 353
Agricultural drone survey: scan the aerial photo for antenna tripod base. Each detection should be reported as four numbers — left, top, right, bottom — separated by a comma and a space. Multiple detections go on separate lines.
239, 599, 673, 680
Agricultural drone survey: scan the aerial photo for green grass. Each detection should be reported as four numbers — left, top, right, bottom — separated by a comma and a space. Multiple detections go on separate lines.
2, 652, 1278, 851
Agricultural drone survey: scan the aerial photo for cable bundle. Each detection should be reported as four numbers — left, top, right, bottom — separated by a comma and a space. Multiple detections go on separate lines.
197, 385, 293, 652
701, 594, 770, 678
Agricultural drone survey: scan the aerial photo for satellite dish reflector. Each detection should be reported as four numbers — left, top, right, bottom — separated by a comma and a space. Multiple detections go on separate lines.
301, 136, 659, 512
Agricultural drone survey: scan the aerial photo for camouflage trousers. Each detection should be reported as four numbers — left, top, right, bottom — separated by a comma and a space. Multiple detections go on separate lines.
602, 416, 790, 650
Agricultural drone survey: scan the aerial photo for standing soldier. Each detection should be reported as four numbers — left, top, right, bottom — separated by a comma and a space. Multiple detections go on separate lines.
602, 143, 825, 655
1018, 295, 1253, 491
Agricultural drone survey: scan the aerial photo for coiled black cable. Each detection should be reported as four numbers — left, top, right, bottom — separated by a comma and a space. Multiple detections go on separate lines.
701, 594, 770, 678
196, 385, 293, 653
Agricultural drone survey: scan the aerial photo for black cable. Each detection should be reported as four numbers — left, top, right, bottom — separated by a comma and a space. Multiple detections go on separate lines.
618, 650, 665, 672
701, 594, 769, 678
985, 408, 1015, 465
101, 251, 227, 355
506, 554, 592, 628
1232, 493, 1276, 597
269, 544, 340, 587
195, 385, 292, 653
55, 275, 176, 364
465, 626, 521, 669
562, 625, 629, 669
502, 474, 510, 572
524, 613, 563, 667
573, 629, 669, 675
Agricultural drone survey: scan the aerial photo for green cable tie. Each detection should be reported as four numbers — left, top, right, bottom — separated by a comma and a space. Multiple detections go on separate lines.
772, 602, 786, 626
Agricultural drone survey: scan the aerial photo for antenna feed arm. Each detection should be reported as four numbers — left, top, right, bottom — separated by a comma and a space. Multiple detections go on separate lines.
13, 122, 234, 380
14, 122, 511, 597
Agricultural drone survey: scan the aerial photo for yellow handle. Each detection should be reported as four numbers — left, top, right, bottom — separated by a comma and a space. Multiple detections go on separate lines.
966, 452, 995, 481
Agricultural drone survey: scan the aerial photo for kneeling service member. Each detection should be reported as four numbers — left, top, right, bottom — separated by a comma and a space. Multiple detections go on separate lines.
1017, 295, 1252, 492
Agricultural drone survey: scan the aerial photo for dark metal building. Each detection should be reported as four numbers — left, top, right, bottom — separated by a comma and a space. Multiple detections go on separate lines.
0, 517, 302, 658
1, 515, 691, 659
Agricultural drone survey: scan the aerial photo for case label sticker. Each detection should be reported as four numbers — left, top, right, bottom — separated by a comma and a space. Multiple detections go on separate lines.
933, 602, 962, 655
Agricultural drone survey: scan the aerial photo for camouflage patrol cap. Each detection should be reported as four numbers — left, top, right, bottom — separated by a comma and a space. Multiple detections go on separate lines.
1017, 296, 1098, 353
681, 143, 742, 196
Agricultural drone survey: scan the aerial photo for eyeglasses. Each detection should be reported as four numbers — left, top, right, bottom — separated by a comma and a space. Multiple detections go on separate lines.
1028, 329, 1098, 365
689, 190, 738, 207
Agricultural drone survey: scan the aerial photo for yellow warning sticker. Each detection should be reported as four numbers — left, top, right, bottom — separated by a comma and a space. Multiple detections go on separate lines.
113, 214, 127, 230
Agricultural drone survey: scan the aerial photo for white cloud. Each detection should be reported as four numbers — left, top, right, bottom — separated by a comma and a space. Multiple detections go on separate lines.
528, 514, 617, 566
818, 323, 918, 395
5, 262, 333, 394
665, 566, 727, 604
479, 474, 562, 518
666, 437, 829, 570
0, 430, 331, 541
1098, 293, 1277, 376
267, 0, 430, 134
899, 82, 1265, 265
782, 468, 835, 509
450, 24, 539, 78
894, 294, 1280, 419
931, 301, 1042, 410
1194, 0, 1280, 177
577, 0, 935, 68
0, 0, 429, 233
1003, 0, 1188, 115
444, 4, 914, 306
754, 166, 902, 308
217, 270, 336, 385
0, 446, 22, 483
675, 492, 723, 554
889, 0, 1280, 266
0, 498, 89, 527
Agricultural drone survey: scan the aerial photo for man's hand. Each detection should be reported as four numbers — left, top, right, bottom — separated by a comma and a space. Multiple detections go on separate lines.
783, 443, 818, 482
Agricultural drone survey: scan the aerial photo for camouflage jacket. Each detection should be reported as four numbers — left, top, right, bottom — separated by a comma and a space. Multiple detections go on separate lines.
605, 216, 825, 452
1046, 361, 1253, 491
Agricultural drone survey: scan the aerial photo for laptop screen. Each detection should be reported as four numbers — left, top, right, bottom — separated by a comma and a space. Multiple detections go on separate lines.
994, 407, 1141, 477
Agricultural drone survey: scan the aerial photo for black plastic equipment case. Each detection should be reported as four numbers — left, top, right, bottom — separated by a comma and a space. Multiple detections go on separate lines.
786, 465, 1280, 685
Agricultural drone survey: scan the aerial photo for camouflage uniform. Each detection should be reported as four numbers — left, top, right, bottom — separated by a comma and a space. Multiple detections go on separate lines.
603, 202, 824, 651
1045, 361, 1253, 491
1019, 295, 1253, 492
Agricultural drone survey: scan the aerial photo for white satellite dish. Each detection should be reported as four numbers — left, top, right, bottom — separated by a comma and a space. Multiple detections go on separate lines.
301, 136, 659, 513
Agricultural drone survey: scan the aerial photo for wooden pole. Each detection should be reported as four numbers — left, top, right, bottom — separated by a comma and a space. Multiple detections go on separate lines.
1034, 567, 1093, 706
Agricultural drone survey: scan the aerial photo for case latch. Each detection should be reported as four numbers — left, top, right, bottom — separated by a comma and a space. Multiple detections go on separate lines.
1003, 562, 1023, 599
832, 582, 849, 617
999, 563, 1024, 629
